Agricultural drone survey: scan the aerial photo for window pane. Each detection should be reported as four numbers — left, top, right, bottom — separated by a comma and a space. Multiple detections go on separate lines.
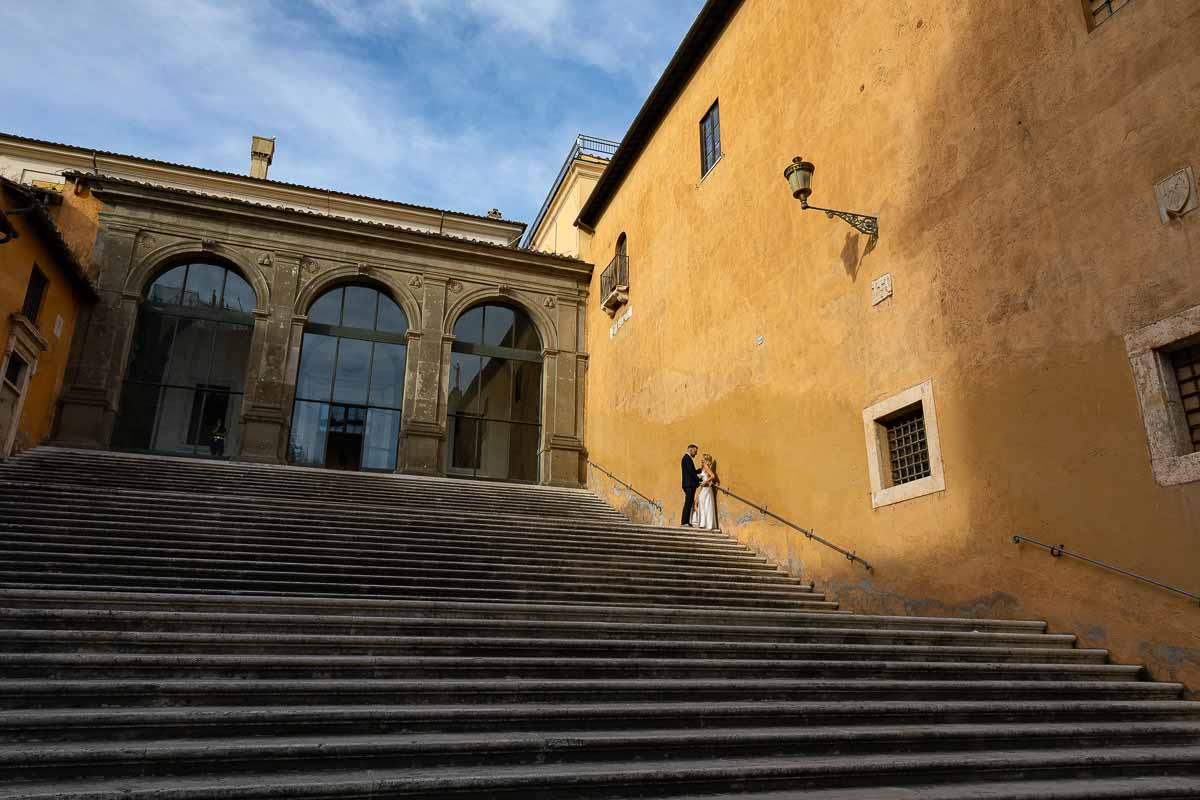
511, 362, 542, 423
154, 387, 201, 453
307, 289, 342, 326
22, 268, 48, 322
4, 353, 27, 386
449, 415, 479, 469
376, 295, 407, 333
183, 264, 225, 309
222, 271, 256, 313
288, 400, 330, 466
362, 408, 400, 471
482, 306, 515, 348
111, 383, 162, 450
509, 423, 541, 482
476, 354, 511, 420
125, 310, 177, 384
147, 266, 186, 306
342, 286, 378, 330
368, 342, 406, 409
453, 306, 484, 344
449, 352, 482, 415
295, 333, 337, 401
477, 420, 538, 481
165, 317, 217, 387
331, 337, 372, 405
206, 321, 252, 392
511, 313, 541, 352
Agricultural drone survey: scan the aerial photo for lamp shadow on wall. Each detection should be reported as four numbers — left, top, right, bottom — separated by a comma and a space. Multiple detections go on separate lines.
840, 231, 865, 281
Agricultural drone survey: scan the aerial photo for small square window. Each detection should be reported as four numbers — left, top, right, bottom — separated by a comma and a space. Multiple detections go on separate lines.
21, 266, 49, 326
863, 380, 946, 508
699, 101, 721, 177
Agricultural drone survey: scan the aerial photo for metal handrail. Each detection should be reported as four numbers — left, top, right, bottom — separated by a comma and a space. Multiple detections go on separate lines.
1012, 535, 1200, 607
715, 484, 873, 572
523, 134, 620, 249
586, 460, 663, 511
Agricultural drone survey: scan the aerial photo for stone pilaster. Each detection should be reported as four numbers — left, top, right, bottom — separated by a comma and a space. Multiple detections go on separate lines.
398, 276, 449, 476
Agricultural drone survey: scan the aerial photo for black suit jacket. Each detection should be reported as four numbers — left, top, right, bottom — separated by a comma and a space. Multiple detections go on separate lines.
681, 455, 700, 489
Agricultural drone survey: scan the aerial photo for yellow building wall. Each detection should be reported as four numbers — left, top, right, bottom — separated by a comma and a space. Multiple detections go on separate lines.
0, 192, 87, 453
529, 157, 605, 260
584, 0, 1200, 689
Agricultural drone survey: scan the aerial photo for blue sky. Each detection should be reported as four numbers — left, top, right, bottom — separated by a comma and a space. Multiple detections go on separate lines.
4, 0, 703, 226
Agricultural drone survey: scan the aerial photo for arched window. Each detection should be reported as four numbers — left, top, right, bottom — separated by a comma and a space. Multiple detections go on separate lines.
288, 284, 408, 471
112, 262, 256, 456
447, 303, 542, 482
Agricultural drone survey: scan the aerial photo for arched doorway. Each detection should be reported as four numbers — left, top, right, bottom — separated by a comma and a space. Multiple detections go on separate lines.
111, 262, 257, 456
447, 303, 542, 482
287, 284, 408, 471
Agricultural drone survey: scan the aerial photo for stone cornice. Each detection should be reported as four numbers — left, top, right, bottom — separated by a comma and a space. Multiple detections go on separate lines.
83, 175, 594, 285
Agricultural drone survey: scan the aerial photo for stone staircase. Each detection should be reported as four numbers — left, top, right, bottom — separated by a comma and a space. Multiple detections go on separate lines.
0, 446, 1197, 799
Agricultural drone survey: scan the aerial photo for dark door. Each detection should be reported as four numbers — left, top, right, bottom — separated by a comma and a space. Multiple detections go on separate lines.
324, 404, 365, 470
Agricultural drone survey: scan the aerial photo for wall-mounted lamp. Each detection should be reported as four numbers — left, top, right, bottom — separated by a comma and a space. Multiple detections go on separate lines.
784, 156, 879, 251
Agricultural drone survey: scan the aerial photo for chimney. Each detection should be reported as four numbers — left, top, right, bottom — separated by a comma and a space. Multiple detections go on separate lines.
249, 135, 275, 179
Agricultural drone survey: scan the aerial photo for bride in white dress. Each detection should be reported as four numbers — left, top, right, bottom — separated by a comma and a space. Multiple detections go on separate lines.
694, 453, 718, 530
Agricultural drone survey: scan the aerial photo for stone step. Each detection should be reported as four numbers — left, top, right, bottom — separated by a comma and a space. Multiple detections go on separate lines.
8, 591, 1057, 633
0, 538, 792, 587
0, 572, 835, 611
0, 630, 1112, 667
2, 745, 1199, 799
0, 545, 807, 595
5, 700, 1198, 742
0, 677, 1176, 711
0, 531, 787, 583
0, 608, 1076, 648
0, 514, 749, 561
3, 722, 1200, 783
681, 775, 1200, 800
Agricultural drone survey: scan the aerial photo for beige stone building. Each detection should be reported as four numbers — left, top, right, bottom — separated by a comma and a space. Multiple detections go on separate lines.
531, 0, 1200, 689
0, 133, 591, 485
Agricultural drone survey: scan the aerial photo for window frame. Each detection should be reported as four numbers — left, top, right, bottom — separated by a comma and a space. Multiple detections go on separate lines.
862, 379, 946, 508
699, 100, 722, 179
21, 265, 49, 326
1125, 303, 1200, 486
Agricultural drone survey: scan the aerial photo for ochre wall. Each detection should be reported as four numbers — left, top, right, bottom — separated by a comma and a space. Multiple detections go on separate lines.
584, 0, 1200, 690
0, 190, 86, 452
52, 181, 102, 269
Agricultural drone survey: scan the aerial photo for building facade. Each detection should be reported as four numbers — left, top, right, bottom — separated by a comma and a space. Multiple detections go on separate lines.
0, 135, 590, 486
532, 0, 1200, 688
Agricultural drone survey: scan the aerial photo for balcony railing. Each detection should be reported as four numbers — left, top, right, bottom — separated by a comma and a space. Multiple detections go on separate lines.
600, 254, 629, 311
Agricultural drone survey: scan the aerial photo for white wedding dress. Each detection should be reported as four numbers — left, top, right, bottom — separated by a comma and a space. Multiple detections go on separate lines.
695, 472, 717, 530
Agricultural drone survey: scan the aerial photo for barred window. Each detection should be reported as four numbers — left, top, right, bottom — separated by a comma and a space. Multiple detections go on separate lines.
21, 265, 48, 325
699, 101, 721, 177
1084, 0, 1130, 31
1170, 346, 1200, 452
885, 408, 932, 486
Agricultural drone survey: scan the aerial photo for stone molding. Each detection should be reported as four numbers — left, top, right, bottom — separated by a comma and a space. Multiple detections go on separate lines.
1124, 303, 1200, 486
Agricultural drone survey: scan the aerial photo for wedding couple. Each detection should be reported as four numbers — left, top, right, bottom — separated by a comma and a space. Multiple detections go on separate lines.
680, 444, 719, 530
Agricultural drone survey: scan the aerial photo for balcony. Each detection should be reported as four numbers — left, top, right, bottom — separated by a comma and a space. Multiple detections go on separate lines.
599, 254, 629, 316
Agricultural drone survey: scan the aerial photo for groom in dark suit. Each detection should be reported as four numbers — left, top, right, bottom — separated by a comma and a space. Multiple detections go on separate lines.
680, 444, 700, 527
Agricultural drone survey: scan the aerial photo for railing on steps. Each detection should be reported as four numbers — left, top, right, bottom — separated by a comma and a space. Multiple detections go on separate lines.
586, 461, 663, 512
1012, 534, 1200, 607
716, 484, 874, 573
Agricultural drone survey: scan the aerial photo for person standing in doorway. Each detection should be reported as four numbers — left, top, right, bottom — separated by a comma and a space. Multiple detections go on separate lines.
680, 444, 701, 527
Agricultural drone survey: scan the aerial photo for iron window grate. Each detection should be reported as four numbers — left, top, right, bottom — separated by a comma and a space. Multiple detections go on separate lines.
1171, 346, 1200, 452
885, 408, 932, 486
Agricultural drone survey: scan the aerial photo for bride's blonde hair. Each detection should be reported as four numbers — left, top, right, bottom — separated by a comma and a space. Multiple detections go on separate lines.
702, 454, 716, 470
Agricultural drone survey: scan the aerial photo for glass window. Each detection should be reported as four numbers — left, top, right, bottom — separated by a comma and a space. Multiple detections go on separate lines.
477, 354, 511, 420
368, 343, 406, 409
147, 266, 186, 306
111, 383, 162, 450
307, 288, 342, 326
124, 309, 177, 385
331, 337, 372, 405
482, 306, 515, 348
342, 286, 378, 330
454, 306, 485, 345
295, 333, 337, 401
183, 264, 225, 309
449, 352, 482, 415
362, 409, 401, 471
164, 317, 217, 388
4, 353, 28, 388
700, 100, 721, 176
223, 272, 255, 313
376, 295, 408, 333
288, 400, 330, 466
21, 266, 49, 324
